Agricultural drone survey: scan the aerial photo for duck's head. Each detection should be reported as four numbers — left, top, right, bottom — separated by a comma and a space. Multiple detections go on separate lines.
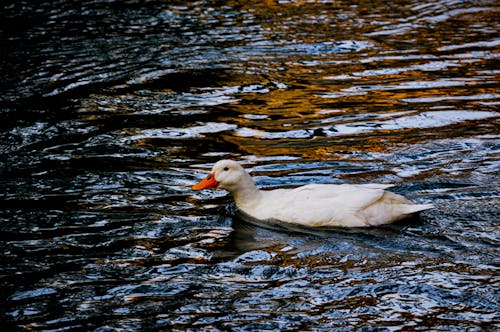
192, 159, 248, 192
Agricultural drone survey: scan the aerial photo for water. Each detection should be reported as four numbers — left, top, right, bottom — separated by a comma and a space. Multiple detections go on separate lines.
1, 0, 499, 330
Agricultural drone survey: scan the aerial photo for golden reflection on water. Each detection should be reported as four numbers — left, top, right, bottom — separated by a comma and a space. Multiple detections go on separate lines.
75, 0, 499, 162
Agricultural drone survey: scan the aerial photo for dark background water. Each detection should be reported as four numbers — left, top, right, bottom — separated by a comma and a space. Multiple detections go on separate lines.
1, 0, 499, 330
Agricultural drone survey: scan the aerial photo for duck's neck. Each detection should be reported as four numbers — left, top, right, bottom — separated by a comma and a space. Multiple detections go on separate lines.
229, 173, 262, 209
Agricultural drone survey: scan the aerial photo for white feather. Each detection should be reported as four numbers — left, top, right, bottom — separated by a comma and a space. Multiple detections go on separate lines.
200, 160, 434, 227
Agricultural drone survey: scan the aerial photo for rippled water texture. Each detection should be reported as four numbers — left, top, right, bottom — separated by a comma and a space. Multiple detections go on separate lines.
1, 0, 499, 330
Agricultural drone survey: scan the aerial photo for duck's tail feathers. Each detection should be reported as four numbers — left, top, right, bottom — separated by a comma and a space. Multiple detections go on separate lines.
406, 203, 434, 214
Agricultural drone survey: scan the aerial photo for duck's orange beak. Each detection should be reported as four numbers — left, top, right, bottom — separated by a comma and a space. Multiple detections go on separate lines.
192, 172, 219, 190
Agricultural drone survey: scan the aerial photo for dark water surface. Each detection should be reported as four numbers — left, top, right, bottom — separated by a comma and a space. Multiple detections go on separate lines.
1, 0, 499, 330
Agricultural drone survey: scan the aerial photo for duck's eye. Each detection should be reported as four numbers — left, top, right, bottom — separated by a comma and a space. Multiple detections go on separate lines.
223, 167, 229, 171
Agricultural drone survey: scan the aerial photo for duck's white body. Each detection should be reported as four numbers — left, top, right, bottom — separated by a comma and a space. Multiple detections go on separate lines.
192, 160, 434, 227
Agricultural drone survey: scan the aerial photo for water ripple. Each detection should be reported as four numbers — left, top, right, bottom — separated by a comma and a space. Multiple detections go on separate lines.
1, 0, 499, 331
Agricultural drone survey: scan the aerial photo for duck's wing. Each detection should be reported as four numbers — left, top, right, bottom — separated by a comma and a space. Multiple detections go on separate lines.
253, 184, 423, 227
289, 184, 387, 211
268, 184, 388, 226
357, 183, 395, 190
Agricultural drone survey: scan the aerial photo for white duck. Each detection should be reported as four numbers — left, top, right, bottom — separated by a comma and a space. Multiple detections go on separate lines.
192, 160, 434, 227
